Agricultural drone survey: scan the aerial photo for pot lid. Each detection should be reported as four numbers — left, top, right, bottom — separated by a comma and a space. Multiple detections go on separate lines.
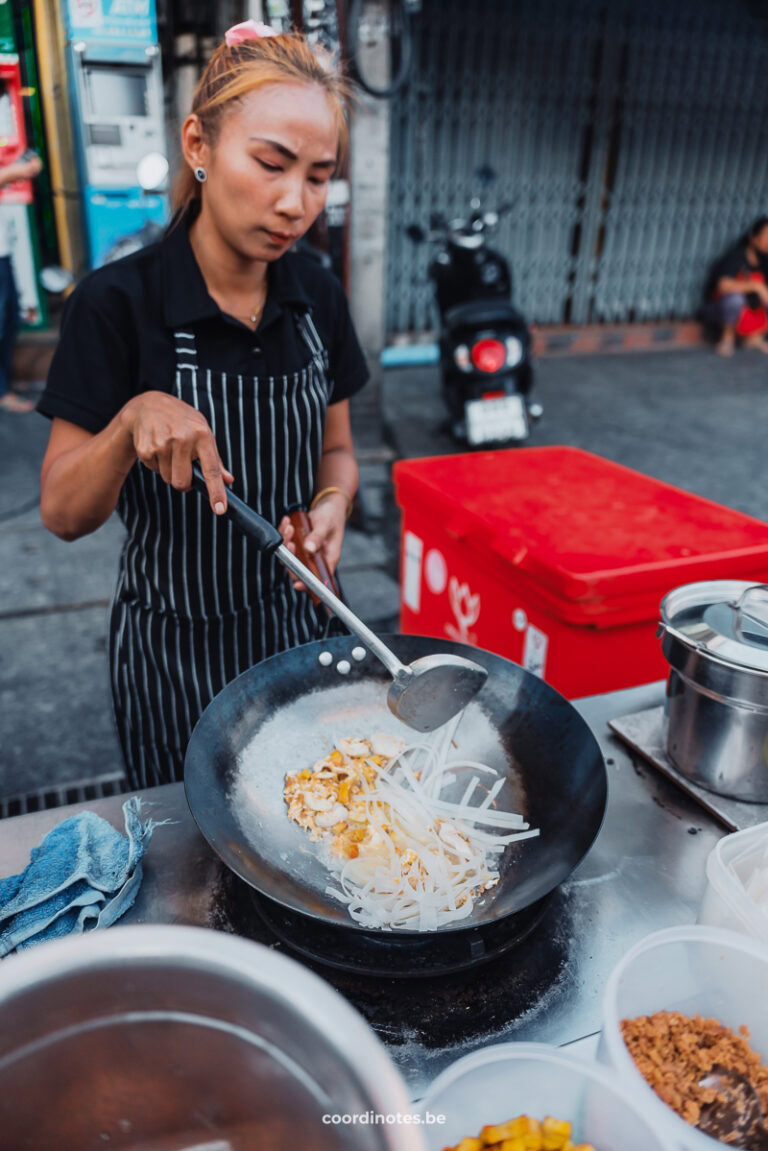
660, 580, 768, 673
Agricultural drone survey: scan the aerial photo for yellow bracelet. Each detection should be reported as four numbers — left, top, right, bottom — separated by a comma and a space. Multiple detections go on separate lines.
310, 486, 354, 519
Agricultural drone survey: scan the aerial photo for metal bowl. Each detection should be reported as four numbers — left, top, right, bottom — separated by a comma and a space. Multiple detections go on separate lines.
0, 925, 424, 1151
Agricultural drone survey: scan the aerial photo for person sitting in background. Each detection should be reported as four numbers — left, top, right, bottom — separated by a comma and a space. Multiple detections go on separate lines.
703, 217, 768, 357
0, 150, 43, 412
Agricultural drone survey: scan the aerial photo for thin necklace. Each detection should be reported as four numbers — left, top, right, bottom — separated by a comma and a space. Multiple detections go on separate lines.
223, 279, 268, 326
232, 302, 265, 325
247, 282, 267, 324
189, 221, 268, 326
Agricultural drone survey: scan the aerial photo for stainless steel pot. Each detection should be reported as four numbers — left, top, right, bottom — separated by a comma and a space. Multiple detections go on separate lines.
659, 581, 768, 803
0, 925, 425, 1151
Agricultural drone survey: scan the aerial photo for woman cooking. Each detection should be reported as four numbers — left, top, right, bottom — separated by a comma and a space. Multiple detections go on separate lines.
37, 22, 368, 790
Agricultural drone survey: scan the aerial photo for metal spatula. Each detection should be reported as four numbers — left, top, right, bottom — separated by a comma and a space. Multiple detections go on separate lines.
191, 467, 488, 731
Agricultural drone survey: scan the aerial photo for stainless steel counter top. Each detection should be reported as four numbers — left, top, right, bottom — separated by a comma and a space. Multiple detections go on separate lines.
0, 680, 724, 1093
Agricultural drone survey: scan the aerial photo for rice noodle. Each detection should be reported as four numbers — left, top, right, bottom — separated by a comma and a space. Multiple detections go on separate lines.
287, 711, 539, 932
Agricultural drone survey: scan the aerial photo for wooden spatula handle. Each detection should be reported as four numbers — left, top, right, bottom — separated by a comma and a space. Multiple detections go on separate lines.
288, 509, 340, 605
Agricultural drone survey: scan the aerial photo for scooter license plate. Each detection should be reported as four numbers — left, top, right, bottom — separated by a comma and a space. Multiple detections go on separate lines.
465, 394, 528, 444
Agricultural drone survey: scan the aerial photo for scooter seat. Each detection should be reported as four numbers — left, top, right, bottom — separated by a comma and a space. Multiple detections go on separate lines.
444, 299, 527, 331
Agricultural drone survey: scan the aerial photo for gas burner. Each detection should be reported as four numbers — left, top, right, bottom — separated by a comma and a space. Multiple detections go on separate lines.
210, 870, 573, 1055
247, 887, 552, 977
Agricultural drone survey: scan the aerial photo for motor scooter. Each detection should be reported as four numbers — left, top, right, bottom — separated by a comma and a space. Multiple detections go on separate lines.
407, 167, 541, 446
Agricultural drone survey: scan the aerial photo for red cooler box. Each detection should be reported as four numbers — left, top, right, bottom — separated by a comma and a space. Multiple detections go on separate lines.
393, 447, 768, 698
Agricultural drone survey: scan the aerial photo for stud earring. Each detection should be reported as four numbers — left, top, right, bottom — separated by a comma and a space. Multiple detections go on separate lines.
194, 166, 207, 183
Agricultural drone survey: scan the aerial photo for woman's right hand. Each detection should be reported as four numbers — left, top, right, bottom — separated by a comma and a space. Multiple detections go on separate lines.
120, 391, 234, 513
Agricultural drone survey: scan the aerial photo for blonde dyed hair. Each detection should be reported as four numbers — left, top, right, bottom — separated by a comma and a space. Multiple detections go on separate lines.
173, 32, 352, 216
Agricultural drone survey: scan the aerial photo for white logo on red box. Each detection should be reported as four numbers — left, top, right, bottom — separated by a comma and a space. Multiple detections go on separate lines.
402, 531, 423, 612
444, 577, 481, 645
425, 549, 447, 594
523, 624, 548, 678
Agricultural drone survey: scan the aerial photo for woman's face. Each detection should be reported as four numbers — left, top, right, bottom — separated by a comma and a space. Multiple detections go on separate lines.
751, 225, 768, 256
195, 81, 339, 261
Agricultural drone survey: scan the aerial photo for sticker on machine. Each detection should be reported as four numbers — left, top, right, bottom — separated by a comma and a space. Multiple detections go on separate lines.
522, 623, 549, 678
71, 0, 103, 27
402, 531, 424, 612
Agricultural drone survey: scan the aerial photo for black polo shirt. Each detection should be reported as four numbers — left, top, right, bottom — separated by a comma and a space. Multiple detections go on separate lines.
38, 215, 369, 435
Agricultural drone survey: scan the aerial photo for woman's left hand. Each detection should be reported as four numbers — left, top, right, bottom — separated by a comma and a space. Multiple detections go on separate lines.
277, 491, 349, 591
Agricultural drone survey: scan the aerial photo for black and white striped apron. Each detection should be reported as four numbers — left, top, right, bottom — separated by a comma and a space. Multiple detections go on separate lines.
108, 311, 331, 789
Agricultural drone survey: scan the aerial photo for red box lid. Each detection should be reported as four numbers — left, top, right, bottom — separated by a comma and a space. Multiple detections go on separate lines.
393, 447, 768, 609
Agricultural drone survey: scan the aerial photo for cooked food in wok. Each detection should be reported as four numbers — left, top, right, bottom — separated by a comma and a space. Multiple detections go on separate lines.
284, 716, 539, 932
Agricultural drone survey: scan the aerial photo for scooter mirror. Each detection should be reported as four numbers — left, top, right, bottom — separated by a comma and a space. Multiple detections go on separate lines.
475, 164, 497, 185
406, 224, 426, 243
39, 266, 74, 294
137, 152, 169, 193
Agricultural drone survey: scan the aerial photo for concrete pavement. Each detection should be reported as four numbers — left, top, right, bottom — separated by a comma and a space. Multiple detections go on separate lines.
382, 347, 768, 519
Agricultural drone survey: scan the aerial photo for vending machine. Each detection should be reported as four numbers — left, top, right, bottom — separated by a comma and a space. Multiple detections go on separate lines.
62, 0, 168, 268
0, 56, 32, 201
0, 0, 46, 327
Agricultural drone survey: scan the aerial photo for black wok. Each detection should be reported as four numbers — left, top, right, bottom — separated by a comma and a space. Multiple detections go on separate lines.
184, 634, 607, 936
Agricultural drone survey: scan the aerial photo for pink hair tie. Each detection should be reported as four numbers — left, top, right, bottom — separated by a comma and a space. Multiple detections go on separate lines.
225, 19, 277, 47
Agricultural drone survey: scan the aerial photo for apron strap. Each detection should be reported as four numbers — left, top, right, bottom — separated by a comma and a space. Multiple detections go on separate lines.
295, 310, 329, 384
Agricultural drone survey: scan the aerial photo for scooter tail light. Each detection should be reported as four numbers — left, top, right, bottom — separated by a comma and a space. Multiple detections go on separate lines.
471, 338, 507, 373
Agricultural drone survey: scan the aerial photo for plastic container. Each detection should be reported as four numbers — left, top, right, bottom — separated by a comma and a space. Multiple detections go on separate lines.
699, 822, 768, 940
418, 1042, 676, 1151
598, 925, 768, 1151
393, 447, 768, 697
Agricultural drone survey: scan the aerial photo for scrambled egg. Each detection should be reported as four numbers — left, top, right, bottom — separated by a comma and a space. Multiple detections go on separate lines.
284, 735, 402, 861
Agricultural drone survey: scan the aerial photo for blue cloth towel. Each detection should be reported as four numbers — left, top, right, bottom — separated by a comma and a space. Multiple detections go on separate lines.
0, 797, 159, 957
